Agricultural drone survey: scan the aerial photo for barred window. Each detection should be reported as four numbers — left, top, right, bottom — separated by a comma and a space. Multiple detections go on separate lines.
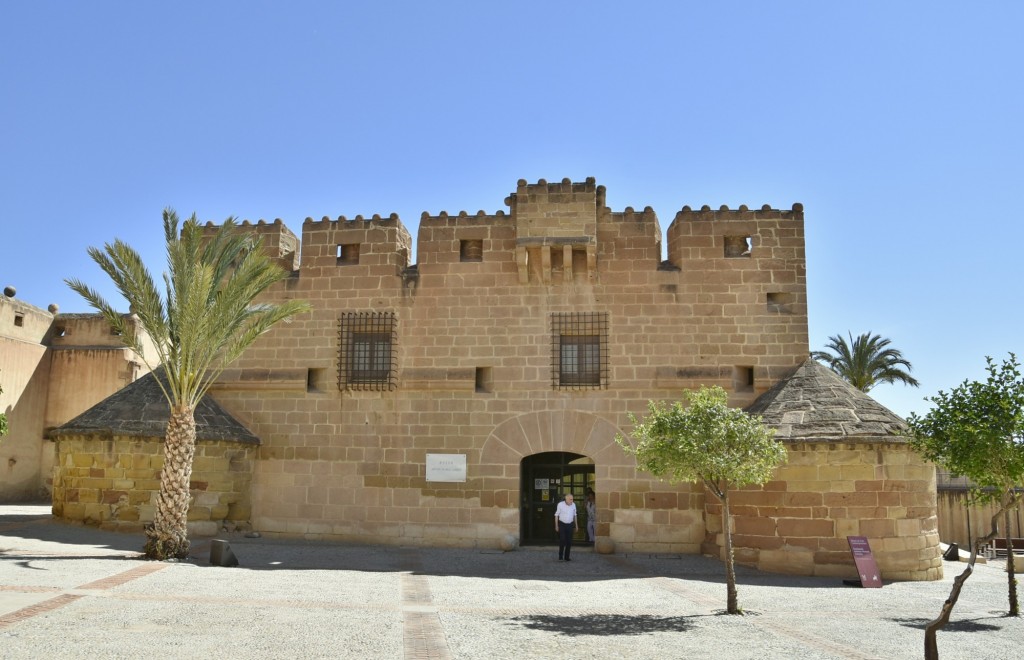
339, 312, 396, 390
551, 312, 608, 390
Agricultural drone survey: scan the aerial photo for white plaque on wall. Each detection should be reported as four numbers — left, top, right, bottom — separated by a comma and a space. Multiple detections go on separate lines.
425, 454, 467, 482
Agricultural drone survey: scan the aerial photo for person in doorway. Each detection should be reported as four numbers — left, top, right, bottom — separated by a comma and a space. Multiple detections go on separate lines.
554, 493, 579, 561
585, 488, 596, 543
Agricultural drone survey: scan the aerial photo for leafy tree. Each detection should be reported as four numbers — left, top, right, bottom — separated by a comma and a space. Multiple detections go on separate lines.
812, 331, 920, 392
67, 210, 309, 560
618, 386, 786, 614
907, 354, 1024, 659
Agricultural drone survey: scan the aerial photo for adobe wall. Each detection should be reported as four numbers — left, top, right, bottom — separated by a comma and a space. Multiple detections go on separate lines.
52, 435, 256, 533
210, 178, 809, 552
705, 442, 942, 581
0, 296, 53, 500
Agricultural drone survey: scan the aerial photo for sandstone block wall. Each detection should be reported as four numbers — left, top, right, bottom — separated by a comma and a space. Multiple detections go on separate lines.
52, 435, 256, 532
210, 178, 810, 553
704, 442, 942, 581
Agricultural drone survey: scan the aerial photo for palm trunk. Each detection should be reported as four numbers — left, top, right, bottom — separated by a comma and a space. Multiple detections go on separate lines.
722, 489, 740, 614
144, 407, 196, 560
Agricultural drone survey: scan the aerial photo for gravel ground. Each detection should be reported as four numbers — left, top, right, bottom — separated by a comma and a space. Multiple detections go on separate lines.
2, 504, 1022, 659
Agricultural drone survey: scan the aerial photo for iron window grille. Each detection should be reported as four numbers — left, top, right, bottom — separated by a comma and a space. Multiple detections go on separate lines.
339, 312, 397, 391
551, 312, 609, 390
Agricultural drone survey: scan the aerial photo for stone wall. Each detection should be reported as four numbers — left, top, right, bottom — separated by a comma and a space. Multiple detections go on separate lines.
936, 488, 1024, 550
52, 435, 256, 533
0, 297, 153, 501
0, 297, 52, 500
209, 178, 810, 552
704, 442, 942, 581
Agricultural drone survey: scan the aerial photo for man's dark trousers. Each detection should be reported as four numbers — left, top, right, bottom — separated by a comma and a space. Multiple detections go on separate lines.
558, 521, 575, 560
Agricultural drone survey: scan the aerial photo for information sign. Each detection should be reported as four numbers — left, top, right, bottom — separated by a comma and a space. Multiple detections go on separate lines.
847, 536, 883, 588
425, 454, 467, 482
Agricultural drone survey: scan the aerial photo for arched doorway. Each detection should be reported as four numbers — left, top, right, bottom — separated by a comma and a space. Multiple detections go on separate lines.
520, 452, 595, 545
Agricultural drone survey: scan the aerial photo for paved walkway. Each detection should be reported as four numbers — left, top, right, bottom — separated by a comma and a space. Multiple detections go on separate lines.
1, 504, 1022, 659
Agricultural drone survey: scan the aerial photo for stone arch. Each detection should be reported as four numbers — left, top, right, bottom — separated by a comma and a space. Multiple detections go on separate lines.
480, 409, 625, 471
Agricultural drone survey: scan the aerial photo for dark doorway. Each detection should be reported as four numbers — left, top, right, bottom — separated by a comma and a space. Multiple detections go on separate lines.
520, 452, 595, 545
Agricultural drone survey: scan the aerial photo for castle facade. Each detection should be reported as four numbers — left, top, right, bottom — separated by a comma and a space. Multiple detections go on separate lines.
15, 178, 941, 579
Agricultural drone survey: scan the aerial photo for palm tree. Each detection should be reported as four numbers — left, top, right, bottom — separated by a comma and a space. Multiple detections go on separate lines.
67, 210, 309, 559
811, 331, 920, 392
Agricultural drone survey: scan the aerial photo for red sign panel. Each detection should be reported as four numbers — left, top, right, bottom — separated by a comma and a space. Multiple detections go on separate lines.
847, 536, 883, 588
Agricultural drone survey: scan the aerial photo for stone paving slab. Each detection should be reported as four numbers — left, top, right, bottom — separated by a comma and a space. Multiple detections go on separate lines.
2, 505, 1024, 659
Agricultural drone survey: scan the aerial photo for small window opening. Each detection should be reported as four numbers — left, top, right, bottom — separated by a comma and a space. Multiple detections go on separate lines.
337, 243, 360, 265
733, 366, 755, 393
724, 236, 752, 258
110, 327, 122, 336
550, 247, 564, 274
54, 326, 66, 337
307, 368, 327, 393
767, 292, 793, 314
460, 239, 483, 262
14, 313, 24, 327
475, 367, 493, 393
571, 250, 588, 281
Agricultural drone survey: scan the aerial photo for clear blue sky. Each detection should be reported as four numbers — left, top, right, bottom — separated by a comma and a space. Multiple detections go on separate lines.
3, 2, 1021, 419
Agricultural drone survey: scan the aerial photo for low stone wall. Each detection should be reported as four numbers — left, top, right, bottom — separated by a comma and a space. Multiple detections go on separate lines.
52, 435, 256, 533
703, 442, 942, 581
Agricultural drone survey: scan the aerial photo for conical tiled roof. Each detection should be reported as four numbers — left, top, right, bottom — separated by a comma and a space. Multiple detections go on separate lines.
745, 358, 908, 442
50, 370, 259, 444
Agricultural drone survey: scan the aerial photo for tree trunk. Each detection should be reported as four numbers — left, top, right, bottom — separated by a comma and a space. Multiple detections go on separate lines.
924, 494, 1019, 659
721, 489, 740, 614
1005, 508, 1019, 616
144, 407, 196, 560
924, 559, 975, 660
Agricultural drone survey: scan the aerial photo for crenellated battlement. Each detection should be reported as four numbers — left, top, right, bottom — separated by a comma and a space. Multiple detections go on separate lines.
418, 209, 509, 224
195, 180, 804, 295
204, 218, 301, 271
670, 202, 804, 223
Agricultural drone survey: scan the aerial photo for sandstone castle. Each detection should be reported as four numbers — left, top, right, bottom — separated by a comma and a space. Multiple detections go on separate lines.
0, 178, 942, 580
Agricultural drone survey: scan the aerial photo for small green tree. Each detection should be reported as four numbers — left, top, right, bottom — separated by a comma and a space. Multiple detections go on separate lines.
618, 386, 786, 614
67, 210, 310, 560
907, 354, 1024, 659
812, 331, 920, 392
0, 379, 8, 438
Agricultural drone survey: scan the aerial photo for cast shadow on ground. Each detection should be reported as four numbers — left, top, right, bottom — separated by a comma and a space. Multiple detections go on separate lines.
1, 554, 141, 567
504, 613, 700, 636
889, 616, 1005, 632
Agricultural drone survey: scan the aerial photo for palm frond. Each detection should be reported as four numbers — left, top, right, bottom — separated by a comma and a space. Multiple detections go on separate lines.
814, 331, 919, 392
69, 208, 310, 411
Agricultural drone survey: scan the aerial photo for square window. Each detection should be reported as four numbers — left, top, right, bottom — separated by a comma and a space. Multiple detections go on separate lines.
350, 332, 391, 382
767, 292, 793, 314
337, 243, 360, 265
560, 336, 601, 386
459, 239, 483, 262
339, 312, 396, 390
475, 367, 493, 393
14, 313, 24, 327
551, 312, 608, 390
724, 236, 752, 258
733, 366, 755, 393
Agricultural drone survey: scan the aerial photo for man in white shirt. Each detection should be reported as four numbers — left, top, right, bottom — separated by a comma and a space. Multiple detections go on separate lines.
554, 493, 579, 561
